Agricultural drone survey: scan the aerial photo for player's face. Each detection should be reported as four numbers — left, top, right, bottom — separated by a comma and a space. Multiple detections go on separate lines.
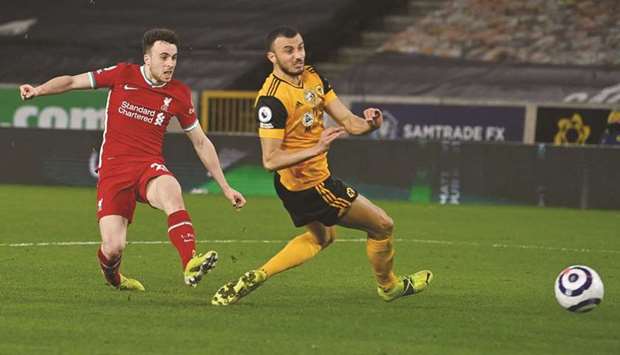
144, 40, 178, 83
269, 34, 305, 76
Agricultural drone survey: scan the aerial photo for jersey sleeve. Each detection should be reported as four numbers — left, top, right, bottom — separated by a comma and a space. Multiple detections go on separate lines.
88, 63, 126, 89
317, 71, 338, 104
256, 96, 288, 139
176, 89, 199, 131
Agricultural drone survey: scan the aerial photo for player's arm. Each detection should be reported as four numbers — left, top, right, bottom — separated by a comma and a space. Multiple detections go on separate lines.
185, 126, 246, 209
325, 97, 383, 136
256, 95, 346, 171
19, 73, 92, 100
261, 127, 346, 172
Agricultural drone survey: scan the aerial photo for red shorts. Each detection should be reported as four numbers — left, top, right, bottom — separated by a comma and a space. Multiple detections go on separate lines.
96, 160, 174, 223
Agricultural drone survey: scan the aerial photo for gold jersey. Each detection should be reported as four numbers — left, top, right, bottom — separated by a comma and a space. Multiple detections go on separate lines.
256, 65, 338, 191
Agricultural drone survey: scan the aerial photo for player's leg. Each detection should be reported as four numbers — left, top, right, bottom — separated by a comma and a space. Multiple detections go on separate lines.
338, 194, 397, 288
97, 215, 145, 291
212, 174, 342, 305
96, 171, 144, 291
249, 173, 338, 280
143, 173, 217, 287
97, 215, 127, 287
211, 223, 335, 306
259, 174, 338, 278
339, 194, 432, 301
144, 173, 193, 267
260, 221, 335, 277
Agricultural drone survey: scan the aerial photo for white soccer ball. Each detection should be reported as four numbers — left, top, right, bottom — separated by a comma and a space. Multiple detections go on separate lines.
554, 265, 604, 312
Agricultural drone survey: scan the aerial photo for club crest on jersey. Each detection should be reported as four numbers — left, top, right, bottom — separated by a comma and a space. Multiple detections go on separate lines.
304, 89, 316, 104
315, 85, 324, 95
302, 112, 314, 128
161, 97, 172, 111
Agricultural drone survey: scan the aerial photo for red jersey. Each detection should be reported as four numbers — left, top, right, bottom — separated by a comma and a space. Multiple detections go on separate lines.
88, 63, 197, 168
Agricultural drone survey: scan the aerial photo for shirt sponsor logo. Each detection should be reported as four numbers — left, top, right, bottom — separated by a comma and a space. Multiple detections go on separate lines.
155, 112, 165, 126
118, 100, 157, 124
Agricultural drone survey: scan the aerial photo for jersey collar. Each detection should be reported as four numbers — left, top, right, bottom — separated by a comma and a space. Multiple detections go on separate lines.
272, 73, 303, 89
140, 65, 168, 88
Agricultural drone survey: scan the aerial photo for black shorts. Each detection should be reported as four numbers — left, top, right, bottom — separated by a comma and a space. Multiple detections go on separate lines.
274, 174, 359, 227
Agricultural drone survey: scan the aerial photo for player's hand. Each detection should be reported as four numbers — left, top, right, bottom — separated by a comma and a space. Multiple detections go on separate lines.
316, 126, 347, 153
363, 108, 383, 130
19, 84, 39, 101
223, 187, 246, 210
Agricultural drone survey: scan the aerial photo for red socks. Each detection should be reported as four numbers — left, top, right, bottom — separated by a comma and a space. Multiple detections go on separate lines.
97, 247, 121, 287
97, 210, 196, 285
167, 210, 196, 269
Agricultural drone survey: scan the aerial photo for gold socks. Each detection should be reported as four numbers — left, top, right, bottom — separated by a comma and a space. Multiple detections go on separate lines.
260, 232, 323, 277
366, 236, 398, 290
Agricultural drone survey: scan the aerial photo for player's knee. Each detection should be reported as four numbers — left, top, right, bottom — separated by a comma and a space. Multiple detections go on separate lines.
320, 228, 336, 248
375, 213, 394, 237
101, 239, 126, 258
148, 176, 185, 213
157, 192, 185, 214
165, 200, 185, 214
307, 228, 335, 249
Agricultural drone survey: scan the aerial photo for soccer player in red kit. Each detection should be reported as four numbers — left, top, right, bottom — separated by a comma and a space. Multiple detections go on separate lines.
19, 28, 246, 291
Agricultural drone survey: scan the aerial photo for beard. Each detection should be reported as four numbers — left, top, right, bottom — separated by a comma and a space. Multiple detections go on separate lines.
280, 60, 304, 76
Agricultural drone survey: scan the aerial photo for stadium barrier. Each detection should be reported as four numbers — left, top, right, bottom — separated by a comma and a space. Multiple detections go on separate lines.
342, 95, 620, 146
3, 86, 618, 145
200, 90, 257, 134
0, 87, 108, 130
195, 90, 620, 146
2, 128, 618, 209
0, 87, 197, 133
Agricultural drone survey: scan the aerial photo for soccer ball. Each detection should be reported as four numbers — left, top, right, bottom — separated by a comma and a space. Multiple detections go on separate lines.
554, 265, 604, 312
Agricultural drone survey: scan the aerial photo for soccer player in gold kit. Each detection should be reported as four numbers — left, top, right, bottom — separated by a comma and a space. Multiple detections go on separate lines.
212, 27, 432, 305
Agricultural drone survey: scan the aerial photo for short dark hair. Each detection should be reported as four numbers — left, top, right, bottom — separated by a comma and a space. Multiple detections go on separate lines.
143, 28, 180, 54
264, 26, 300, 51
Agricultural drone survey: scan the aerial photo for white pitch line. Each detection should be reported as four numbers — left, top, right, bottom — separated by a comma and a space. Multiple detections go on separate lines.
0, 238, 618, 254
408, 238, 620, 254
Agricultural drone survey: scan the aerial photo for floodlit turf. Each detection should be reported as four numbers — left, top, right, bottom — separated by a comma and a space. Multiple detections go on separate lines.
0, 185, 618, 355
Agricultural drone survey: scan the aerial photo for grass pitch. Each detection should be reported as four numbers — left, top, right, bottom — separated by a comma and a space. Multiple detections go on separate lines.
0, 185, 618, 355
